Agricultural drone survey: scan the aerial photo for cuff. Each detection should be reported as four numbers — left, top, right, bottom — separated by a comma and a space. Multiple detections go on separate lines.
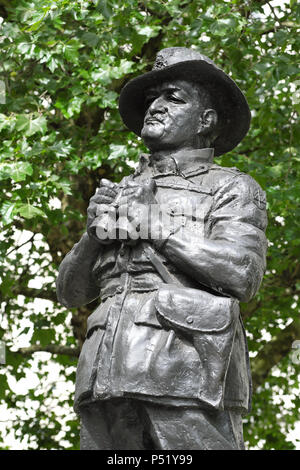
151, 224, 182, 252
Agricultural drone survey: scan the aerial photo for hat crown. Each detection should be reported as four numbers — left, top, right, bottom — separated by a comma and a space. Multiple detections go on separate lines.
119, 47, 251, 156
153, 47, 216, 71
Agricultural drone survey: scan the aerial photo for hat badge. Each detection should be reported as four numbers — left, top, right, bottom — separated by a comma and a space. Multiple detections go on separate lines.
153, 54, 168, 70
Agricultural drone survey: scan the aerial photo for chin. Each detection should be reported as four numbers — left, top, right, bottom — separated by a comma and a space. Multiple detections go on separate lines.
141, 129, 160, 148
142, 139, 160, 152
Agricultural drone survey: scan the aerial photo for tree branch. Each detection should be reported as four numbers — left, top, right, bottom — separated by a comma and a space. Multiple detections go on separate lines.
259, 21, 299, 36
17, 344, 80, 357
251, 318, 300, 391
236, 0, 278, 19
0, 0, 10, 18
240, 298, 262, 321
6, 234, 35, 257
10, 286, 58, 303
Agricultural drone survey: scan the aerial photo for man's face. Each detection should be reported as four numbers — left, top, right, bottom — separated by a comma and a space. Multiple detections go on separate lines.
141, 79, 204, 152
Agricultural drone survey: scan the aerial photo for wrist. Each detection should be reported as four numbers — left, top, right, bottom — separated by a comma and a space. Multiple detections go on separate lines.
84, 231, 104, 249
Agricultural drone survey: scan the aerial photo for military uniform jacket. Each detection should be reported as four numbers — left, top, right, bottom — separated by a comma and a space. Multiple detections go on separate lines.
75, 148, 268, 414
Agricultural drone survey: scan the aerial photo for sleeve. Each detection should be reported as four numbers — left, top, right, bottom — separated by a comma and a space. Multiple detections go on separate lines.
156, 173, 268, 302
56, 232, 102, 308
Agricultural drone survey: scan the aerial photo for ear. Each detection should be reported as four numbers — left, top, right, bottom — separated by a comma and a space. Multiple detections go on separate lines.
197, 109, 218, 136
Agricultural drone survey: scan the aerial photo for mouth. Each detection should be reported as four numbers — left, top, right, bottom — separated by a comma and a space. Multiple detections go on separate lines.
145, 117, 163, 125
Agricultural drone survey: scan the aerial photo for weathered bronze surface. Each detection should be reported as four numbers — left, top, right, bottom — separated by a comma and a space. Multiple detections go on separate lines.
56, 47, 267, 450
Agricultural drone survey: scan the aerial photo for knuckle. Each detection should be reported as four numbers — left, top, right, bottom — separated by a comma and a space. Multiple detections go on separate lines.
88, 200, 96, 208
100, 178, 110, 185
100, 178, 116, 189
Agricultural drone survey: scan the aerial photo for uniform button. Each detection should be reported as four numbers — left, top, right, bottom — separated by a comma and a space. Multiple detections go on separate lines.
186, 316, 193, 324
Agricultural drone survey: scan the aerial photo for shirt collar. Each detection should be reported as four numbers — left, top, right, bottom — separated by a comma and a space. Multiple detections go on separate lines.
136, 148, 214, 178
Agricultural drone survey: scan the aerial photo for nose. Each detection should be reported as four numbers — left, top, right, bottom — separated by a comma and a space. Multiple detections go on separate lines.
148, 96, 167, 115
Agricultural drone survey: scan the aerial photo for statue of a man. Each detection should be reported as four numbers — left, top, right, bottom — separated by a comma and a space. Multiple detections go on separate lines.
56, 48, 267, 450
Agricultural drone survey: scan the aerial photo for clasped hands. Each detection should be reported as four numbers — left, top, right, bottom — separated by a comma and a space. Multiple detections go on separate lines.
87, 178, 159, 244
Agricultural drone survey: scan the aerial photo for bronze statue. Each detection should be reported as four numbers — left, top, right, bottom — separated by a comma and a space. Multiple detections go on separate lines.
56, 48, 267, 450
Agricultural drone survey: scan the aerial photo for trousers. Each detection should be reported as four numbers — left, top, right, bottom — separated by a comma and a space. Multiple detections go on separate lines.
79, 398, 245, 450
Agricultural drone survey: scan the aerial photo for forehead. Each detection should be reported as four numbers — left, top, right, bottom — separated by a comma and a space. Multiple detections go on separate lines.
146, 79, 198, 98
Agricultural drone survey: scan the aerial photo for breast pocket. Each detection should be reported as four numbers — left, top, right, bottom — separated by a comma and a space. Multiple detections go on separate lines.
159, 192, 212, 239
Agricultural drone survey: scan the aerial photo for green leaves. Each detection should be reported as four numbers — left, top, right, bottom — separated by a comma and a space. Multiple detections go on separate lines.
0, 161, 33, 182
0, 0, 299, 451
55, 95, 84, 118
18, 5, 50, 30
211, 18, 238, 36
81, 32, 100, 48
15, 203, 45, 219
15, 115, 47, 137
0, 374, 9, 401
0, 114, 10, 132
135, 24, 161, 39
0, 201, 45, 225
108, 144, 128, 160
63, 39, 82, 64
1, 202, 17, 225
0, 113, 48, 138
31, 328, 56, 346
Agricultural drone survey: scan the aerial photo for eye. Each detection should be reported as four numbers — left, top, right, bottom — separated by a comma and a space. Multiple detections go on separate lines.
144, 95, 157, 108
167, 92, 185, 103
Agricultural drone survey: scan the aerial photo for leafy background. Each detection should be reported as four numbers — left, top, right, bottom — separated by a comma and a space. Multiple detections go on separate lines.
0, 0, 299, 450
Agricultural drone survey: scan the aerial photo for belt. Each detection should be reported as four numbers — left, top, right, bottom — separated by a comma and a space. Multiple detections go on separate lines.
99, 272, 163, 299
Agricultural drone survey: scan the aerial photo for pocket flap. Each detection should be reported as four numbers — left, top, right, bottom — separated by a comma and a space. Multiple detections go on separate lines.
154, 285, 238, 333
134, 293, 162, 329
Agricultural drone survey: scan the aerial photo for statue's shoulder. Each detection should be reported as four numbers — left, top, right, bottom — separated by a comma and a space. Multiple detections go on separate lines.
209, 163, 243, 178
207, 163, 263, 190
205, 163, 267, 209
199, 163, 243, 190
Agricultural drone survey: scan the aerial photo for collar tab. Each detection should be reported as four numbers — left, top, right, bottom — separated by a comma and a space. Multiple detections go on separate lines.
147, 148, 214, 177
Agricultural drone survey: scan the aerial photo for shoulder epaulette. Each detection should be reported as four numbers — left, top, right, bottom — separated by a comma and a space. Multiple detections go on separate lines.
209, 164, 242, 175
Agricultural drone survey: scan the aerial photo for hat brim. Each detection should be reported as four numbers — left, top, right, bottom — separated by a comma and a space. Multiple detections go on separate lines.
118, 60, 251, 156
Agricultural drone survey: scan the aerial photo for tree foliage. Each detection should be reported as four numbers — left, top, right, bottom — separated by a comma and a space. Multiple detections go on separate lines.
0, 0, 299, 450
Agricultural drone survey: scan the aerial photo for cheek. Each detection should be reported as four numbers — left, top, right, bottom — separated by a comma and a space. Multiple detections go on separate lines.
166, 112, 186, 131
171, 106, 198, 127
170, 112, 198, 137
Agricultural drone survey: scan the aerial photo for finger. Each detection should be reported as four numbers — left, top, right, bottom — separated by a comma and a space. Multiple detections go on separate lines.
125, 180, 140, 188
121, 187, 138, 197
99, 178, 118, 190
117, 199, 144, 211
92, 199, 116, 210
92, 187, 117, 200
87, 205, 97, 218
116, 195, 141, 208
88, 199, 113, 215
122, 187, 142, 199
135, 187, 143, 198
98, 196, 115, 205
96, 187, 118, 199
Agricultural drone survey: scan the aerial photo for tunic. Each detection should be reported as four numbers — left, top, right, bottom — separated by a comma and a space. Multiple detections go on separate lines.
74, 148, 268, 415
